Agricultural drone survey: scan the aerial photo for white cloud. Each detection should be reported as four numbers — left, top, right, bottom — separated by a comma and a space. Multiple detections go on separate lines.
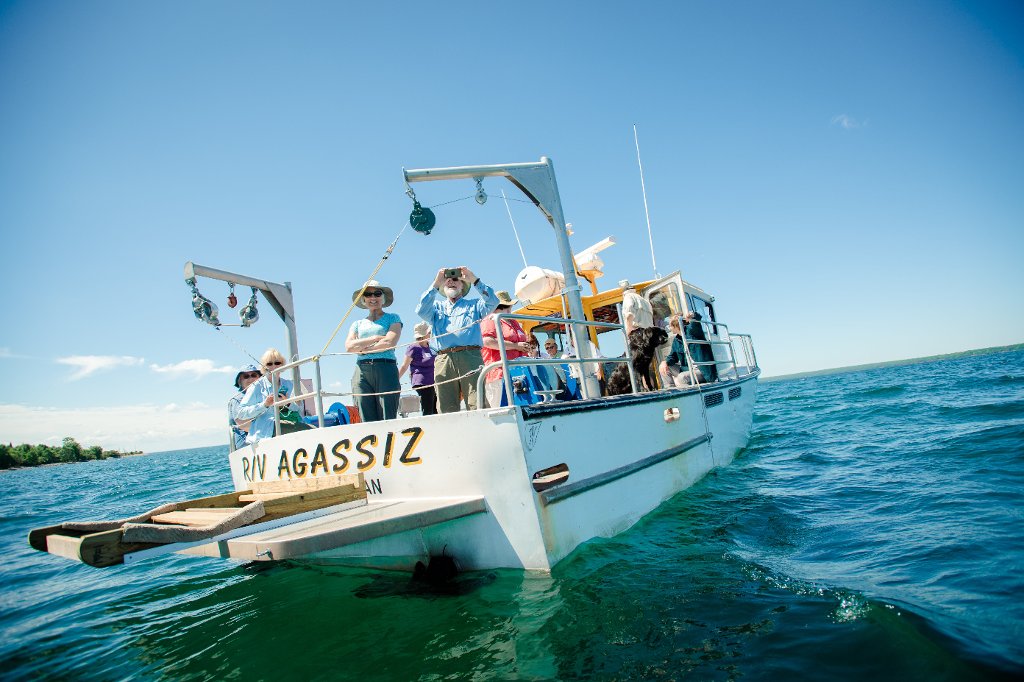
149, 359, 234, 380
831, 114, 865, 130
0, 403, 227, 453
56, 355, 146, 380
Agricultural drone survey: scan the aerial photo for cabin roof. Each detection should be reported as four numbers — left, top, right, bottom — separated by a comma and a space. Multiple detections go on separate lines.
512, 271, 716, 344
514, 278, 658, 340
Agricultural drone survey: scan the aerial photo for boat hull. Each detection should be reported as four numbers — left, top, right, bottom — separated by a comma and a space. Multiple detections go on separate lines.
225, 373, 758, 571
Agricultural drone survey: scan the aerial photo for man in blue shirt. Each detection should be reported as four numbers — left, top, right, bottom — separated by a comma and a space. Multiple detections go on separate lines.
416, 266, 499, 413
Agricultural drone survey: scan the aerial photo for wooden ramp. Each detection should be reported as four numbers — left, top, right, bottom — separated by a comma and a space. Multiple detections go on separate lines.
28, 474, 367, 568
181, 496, 488, 562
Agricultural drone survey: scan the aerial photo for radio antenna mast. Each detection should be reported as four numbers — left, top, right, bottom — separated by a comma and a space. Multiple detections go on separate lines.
633, 124, 660, 278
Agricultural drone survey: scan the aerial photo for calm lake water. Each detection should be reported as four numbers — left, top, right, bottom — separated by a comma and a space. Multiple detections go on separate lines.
2, 350, 1022, 680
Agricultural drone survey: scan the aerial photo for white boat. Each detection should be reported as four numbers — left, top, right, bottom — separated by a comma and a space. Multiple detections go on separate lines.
31, 157, 760, 573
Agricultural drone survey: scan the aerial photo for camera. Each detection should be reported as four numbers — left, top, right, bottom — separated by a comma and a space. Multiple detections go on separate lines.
443, 268, 461, 280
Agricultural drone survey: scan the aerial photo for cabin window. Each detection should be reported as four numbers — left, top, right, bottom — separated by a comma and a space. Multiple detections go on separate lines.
686, 295, 717, 334
647, 282, 684, 328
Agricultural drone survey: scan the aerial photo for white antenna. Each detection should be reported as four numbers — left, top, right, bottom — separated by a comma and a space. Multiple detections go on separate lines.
501, 189, 529, 268
633, 124, 660, 278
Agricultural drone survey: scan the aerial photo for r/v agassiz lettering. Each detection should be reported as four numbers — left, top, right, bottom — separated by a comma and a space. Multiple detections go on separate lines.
240, 426, 424, 482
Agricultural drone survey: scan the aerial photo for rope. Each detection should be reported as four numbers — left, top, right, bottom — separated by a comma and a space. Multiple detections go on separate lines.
342, 362, 486, 399
214, 327, 264, 369
317, 193, 477, 357
319, 224, 408, 356
501, 189, 529, 268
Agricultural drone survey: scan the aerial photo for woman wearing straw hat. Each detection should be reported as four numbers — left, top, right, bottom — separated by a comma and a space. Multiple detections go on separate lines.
345, 279, 403, 422
398, 321, 438, 416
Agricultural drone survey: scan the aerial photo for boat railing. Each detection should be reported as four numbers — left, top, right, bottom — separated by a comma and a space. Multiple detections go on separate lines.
228, 311, 758, 451
730, 333, 758, 376
479, 311, 638, 407
673, 317, 758, 383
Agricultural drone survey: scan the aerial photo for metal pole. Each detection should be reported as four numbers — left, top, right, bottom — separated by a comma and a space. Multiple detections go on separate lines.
403, 158, 599, 399
618, 303, 639, 393
536, 159, 598, 399
313, 357, 325, 428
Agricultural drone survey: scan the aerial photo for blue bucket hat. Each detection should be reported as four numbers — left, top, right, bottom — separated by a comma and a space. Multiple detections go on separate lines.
234, 363, 261, 389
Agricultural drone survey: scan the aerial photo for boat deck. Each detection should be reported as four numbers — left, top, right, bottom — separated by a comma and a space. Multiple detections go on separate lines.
182, 496, 487, 563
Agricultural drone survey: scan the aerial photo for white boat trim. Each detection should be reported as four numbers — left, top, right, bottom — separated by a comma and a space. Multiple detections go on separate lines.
538, 433, 711, 505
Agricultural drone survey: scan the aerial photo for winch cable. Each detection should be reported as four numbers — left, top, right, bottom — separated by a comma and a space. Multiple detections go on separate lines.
319, 223, 408, 357
500, 189, 530, 269
214, 327, 264, 369
318, 192, 477, 358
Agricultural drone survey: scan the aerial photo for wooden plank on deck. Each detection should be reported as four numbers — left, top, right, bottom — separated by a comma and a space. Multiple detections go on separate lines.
151, 511, 235, 526
251, 474, 363, 495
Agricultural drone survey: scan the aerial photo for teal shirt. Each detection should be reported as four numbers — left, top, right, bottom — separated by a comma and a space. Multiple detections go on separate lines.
350, 312, 402, 361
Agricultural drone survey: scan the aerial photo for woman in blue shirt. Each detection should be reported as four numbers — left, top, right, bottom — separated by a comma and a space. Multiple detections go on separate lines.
345, 279, 403, 422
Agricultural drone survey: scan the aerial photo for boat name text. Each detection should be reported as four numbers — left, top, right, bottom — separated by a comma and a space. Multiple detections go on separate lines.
240, 426, 424, 484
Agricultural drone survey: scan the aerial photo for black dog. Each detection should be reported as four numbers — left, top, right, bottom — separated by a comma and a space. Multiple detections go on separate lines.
606, 326, 670, 395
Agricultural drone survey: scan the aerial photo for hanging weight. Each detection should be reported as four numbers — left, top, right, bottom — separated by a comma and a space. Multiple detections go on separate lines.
410, 200, 436, 235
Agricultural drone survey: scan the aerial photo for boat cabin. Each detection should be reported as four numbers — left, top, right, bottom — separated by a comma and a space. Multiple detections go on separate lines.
513, 270, 731, 382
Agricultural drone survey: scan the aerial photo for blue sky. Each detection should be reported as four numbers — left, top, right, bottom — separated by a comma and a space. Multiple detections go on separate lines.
1, 0, 1021, 452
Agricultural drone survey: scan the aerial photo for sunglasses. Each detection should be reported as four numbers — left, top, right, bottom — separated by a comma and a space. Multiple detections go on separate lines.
266, 361, 284, 366
240, 372, 260, 379
363, 290, 384, 297
545, 344, 557, 349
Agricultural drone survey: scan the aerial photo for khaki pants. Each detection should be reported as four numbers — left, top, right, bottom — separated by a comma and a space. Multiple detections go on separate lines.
435, 348, 483, 413
660, 362, 695, 388
485, 377, 505, 409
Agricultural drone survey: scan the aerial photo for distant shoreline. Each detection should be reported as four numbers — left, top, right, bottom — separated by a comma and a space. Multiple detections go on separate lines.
0, 440, 144, 470
763, 343, 1024, 382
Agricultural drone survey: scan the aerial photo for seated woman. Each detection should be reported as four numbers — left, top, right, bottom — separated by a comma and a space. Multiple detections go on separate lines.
659, 316, 695, 388
683, 312, 718, 383
229, 364, 261, 449
235, 348, 293, 444
526, 338, 559, 391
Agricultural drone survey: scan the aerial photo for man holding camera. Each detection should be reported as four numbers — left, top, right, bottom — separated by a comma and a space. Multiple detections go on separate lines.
416, 266, 499, 413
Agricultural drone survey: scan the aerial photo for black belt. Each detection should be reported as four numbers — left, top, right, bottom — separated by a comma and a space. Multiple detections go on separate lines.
357, 358, 396, 365
437, 345, 481, 355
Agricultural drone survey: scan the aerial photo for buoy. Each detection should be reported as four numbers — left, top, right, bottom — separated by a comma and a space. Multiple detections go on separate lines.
515, 266, 565, 303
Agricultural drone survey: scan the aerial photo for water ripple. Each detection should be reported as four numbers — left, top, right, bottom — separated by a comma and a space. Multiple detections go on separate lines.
2, 353, 1023, 679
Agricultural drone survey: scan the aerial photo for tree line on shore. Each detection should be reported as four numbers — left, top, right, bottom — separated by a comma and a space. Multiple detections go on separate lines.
0, 437, 141, 469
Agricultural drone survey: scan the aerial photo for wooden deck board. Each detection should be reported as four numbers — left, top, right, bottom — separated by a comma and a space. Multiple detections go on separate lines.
30, 473, 369, 567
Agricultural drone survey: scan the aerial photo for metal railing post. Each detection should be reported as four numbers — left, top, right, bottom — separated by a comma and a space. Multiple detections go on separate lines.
271, 369, 281, 436
617, 303, 640, 393
313, 357, 325, 428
